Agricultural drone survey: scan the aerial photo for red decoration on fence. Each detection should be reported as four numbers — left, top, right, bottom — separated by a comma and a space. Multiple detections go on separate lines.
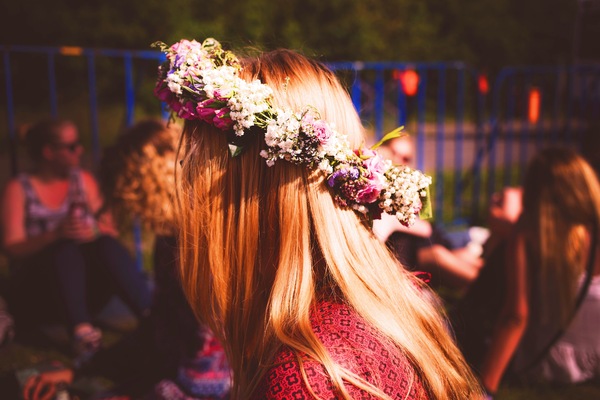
394, 69, 420, 96
528, 87, 541, 124
478, 74, 489, 95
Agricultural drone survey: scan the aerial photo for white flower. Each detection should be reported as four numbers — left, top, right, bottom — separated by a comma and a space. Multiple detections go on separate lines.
167, 81, 182, 94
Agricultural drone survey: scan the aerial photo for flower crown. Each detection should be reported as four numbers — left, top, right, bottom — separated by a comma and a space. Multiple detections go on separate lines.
153, 38, 431, 226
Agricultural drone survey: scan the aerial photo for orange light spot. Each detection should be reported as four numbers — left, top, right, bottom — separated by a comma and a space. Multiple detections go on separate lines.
528, 87, 541, 124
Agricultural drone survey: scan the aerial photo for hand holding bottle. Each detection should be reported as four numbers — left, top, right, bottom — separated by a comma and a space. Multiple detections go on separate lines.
57, 202, 97, 242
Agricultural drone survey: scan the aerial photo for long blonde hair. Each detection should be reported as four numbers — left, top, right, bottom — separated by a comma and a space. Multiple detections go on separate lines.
521, 147, 600, 323
176, 49, 480, 399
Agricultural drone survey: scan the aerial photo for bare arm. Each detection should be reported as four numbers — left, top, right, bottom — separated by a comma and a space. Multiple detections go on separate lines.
485, 187, 523, 256
81, 171, 118, 237
480, 232, 529, 393
1, 180, 60, 259
417, 244, 481, 288
372, 213, 433, 242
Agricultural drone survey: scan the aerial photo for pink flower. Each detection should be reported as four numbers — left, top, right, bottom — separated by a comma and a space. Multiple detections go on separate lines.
356, 182, 381, 203
178, 101, 198, 120
154, 84, 173, 103
360, 149, 387, 175
197, 107, 216, 121
302, 114, 332, 145
170, 100, 182, 113
212, 108, 233, 130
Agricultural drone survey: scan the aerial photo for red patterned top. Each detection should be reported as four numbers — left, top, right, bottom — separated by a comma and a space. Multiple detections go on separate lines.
252, 301, 429, 399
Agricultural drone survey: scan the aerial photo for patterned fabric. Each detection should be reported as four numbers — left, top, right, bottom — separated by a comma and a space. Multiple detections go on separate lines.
252, 301, 429, 399
172, 327, 231, 398
19, 168, 95, 237
151, 236, 231, 399
153, 326, 231, 399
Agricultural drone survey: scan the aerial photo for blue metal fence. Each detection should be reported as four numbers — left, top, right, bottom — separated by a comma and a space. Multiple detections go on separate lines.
1, 45, 165, 269
3, 45, 600, 266
483, 64, 600, 209
328, 61, 600, 225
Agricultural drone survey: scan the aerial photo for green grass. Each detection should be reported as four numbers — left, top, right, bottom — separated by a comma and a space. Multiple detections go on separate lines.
496, 382, 600, 399
2, 338, 599, 399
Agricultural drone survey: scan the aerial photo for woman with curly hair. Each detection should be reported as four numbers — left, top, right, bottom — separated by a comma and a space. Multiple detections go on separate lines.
99, 118, 231, 399
155, 38, 482, 399
100, 119, 179, 236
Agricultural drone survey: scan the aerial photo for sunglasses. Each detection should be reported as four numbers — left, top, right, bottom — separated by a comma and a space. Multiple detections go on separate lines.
52, 140, 82, 152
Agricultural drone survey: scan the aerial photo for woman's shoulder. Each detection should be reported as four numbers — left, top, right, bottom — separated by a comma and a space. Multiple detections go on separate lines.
1, 177, 25, 202
75, 169, 101, 197
310, 301, 386, 350
311, 301, 421, 380
254, 347, 332, 399
254, 301, 427, 399
76, 169, 98, 185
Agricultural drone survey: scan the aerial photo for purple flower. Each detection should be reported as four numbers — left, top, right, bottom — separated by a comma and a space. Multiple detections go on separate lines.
197, 106, 216, 123
170, 100, 182, 113
173, 53, 184, 68
327, 169, 346, 188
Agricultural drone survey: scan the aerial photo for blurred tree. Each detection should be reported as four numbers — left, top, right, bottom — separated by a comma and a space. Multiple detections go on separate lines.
0, 0, 585, 66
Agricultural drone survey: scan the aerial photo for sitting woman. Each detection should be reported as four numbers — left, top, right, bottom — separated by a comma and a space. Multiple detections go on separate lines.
156, 38, 482, 398
374, 135, 486, 290
0, 119, 151, 365
479, 147, 600, 395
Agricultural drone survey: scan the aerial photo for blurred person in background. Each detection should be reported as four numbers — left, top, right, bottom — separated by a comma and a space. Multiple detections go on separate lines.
96, 118, 231, 399
478, 147, 600, 396
374, 134, 488, 290
0, 118, 151, 366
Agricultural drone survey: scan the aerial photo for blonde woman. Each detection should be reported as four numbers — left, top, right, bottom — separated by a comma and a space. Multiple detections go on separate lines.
480, 147, 600, 395
155, 38, 481, 399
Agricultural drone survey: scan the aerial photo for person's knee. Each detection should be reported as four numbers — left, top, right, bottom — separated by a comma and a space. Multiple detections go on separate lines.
95, 235, 133, 258
53, 239, 80, 251
52, 239, 84, 264
93, 234, 119, 248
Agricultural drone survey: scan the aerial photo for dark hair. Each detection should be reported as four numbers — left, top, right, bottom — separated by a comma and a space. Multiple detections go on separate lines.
99, 119, 174, 198
115, 119, 173, 156
24, 118, 74, 161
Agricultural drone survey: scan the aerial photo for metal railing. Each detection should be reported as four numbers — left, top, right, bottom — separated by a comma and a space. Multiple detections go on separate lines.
3, 44, 599, 266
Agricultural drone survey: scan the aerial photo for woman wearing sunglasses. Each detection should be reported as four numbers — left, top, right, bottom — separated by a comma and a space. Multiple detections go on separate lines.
0, 118, 151, 366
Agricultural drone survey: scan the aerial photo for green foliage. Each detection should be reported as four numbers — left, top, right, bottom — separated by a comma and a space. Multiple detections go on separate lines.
0, 0, 581, 67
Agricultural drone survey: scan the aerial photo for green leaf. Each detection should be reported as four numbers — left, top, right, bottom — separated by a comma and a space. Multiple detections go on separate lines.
419, 184, 433, 220
151, 41, 168, 52
371, 126, 405, 150
228, 143, 243, 157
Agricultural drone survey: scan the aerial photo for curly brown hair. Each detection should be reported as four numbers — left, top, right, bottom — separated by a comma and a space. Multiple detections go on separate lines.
100, 119, 181, 235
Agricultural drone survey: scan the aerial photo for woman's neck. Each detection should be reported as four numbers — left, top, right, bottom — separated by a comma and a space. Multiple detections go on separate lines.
31, 164, 70, 181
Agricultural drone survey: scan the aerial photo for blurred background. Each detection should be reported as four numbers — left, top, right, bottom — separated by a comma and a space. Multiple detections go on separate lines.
2, 0, 599, 225
1, 2, 600, 398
